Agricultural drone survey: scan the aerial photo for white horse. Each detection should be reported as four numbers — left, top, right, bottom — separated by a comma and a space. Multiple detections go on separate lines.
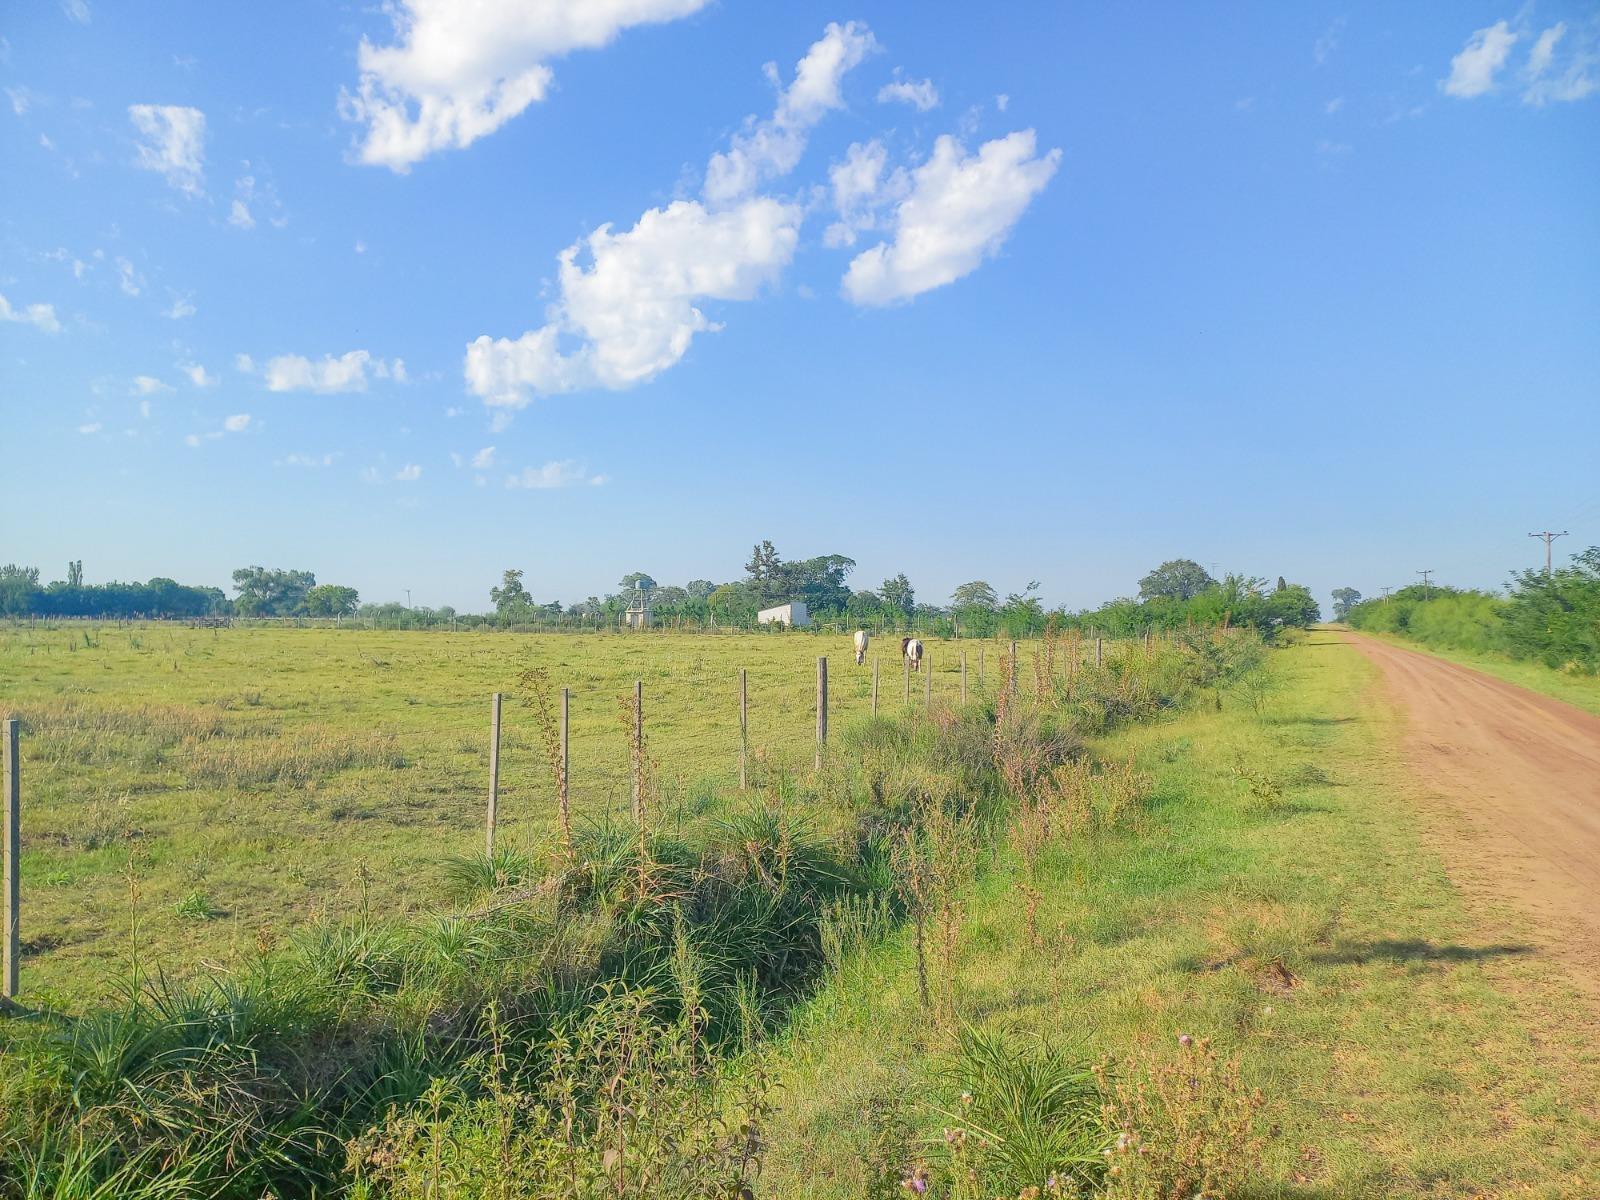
853, 629, 870, 665
901, 636, 924, 672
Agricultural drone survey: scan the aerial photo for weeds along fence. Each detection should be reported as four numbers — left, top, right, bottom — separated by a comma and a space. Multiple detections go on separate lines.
0, 625, 1253, 1199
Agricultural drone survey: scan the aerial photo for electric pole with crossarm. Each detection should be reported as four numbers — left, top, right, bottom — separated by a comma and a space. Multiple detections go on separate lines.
1416, 569, 1433, 599
1528, 531, 1567, 577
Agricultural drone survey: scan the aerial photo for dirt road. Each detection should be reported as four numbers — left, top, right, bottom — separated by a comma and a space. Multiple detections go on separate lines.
1343, 633, 1600, 988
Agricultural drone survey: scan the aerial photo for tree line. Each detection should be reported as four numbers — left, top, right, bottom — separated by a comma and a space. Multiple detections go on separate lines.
1340, 546, 1600, 673
0, 551, 1323, 638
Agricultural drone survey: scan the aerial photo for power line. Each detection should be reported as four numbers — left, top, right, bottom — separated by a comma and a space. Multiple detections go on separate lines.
1416, 569, 1433, 599
1528, 530, 1568, 577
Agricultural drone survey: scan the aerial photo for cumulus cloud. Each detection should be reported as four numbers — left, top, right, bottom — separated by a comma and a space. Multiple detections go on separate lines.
0, 291, 62, 333
394, 463, 422, 481
1442, 21, 1518, 98
342, 0, 709, 171
1522, 21, 1598, 105
823, 139, 899, 248
466, 196, 799, 407
128, 104, 205, 194
261, 350, 401, 393
278, 452, 341, 468
506, 459, 604, 488
165, 294, 196, 320
183, 362, 217, 388
470, 446, 496, 469
61, 0, 91, 24
115, 257, 143, 297
229, 168, 287, 230
131, 375, 171, 395
841, 130, 1059, 307
77, 421, 102, 434
877, 77, 938, 111
466, 22, 879, 411
223, 413, 251, 432
228, 199, 254, 229
703, 21, 877, 204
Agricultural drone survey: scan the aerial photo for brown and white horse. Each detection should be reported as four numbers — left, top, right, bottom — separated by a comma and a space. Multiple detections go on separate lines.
853, 629, 870, 665
900, 636, 924, 671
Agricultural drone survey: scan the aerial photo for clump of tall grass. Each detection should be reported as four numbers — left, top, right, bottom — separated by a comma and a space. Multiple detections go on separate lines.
182, 728, 406, 788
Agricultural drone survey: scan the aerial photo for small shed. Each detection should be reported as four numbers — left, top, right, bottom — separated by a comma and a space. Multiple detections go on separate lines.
757, 601, 809, 628
622, 595, 653, 629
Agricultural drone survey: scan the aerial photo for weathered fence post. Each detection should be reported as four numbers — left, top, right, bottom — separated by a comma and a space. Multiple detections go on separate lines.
872, 658, 880, 717
559, 687, 572, 857
816, 656, 828, 770
485, 693, 502, 859
739, 668, 748, 789
1095, 637, 1104, 667
3, 719, 18, 1003
961, 651, 968, 703
631, 680, 644, 825
1009, 641, 1019, 696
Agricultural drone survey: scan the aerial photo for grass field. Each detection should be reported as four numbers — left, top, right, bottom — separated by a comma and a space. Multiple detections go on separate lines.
0, 623, 999, 1000
758, 631, 1600, 1196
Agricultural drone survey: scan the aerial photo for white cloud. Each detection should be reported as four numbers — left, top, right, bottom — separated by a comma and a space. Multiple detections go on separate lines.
1521, 22, 1598, 105
506, 459, 602, 488
223, 413, 251, 432
466, 195, 799, 407
704, 21, 877, 205
279, 452, 340, 468
183, 362, 218, 388
995, 93, 1009, 112
76, 421, 101, 434
823, 139, 900, 248
1324, 96, 1345, 114
228, 199, 254, 229
139, 399, 151, 418
61, 0, 91, 24
877, 77, 939, 111
115, 257, 142, 297
234, 353, 254, 373
128, 104, 205, 194
1442, 21, 1518, 98
6, 85, 36, 116
0, 291, 62, 333
1313, 17, 1345, 66
471, 445, 496, 469
229, 168, 287, 230
263, 349, 399, 393
841, 129, 1059, 307
132, 376, 171, 395
165, 294, 196, 319
394, 463, 422, 481
342, 0, 710, 171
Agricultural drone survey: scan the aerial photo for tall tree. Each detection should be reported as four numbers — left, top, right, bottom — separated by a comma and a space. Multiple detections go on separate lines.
490, 569, 532, 615
618, 572, 657, 602
950, 580, 999, 610
1138, 559, 1215, 602
1331, 587, 1362, 620
67, 560, 83, 587
305, 584, 360, 616
231, 567, 315, 616
880, 573, 915, 618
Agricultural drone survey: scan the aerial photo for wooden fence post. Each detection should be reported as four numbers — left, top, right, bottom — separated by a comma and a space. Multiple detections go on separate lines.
4, 719, 18, 1003
1095, 637, 1104, 667
961, 651, 968, 703
1009, 641, 1019, 695
739, 668, 748, 789
631, 680, 644, 825
816, 657, 828, 770
559, 688, 572, 857
872, 658, 880, 717
485, 693, 502, 859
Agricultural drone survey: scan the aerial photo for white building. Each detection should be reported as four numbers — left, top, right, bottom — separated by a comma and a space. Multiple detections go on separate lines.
757, 601, 809, 628
622, 595, 653, 629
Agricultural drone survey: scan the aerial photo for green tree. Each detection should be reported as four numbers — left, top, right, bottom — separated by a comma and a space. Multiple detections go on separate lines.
305, 584, 360, 617
684, 579, 715, 600
0, 564, 40, 615
1138, 559, 1215, 602
67, 560, 84, 587
232, 566, 315, 616
880, 573, 915, 619
950, 580, 998, 610
1331, 587, 1362, 620
618, 572, 658, 603
490, 569, 533, 616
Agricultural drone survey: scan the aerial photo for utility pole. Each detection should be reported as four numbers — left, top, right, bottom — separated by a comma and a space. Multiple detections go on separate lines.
1416, 570, 1433, 599
405, 588, 412, 608
1381, 586, 1392, 598
1528, 531, 1568, 577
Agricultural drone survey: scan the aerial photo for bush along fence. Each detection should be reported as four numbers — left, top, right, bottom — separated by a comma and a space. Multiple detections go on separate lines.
0, 626, 1270, 1199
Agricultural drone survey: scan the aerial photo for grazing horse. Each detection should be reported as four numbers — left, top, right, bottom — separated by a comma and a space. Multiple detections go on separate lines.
901, 636, 924, 671
853, 629, 870, 665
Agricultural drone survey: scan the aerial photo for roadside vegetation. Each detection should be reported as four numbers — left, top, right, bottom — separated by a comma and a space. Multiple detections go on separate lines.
1342, 545, 1600, 675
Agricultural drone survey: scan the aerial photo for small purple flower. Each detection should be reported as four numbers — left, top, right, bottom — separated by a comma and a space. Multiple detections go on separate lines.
1178, 1033, 1193, 1048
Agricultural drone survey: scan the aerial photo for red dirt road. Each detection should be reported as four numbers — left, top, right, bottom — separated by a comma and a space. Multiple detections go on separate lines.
1343, 633, 1600, 988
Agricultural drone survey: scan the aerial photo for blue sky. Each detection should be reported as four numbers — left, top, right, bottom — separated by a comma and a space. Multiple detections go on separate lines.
2, 1, 1597, 613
